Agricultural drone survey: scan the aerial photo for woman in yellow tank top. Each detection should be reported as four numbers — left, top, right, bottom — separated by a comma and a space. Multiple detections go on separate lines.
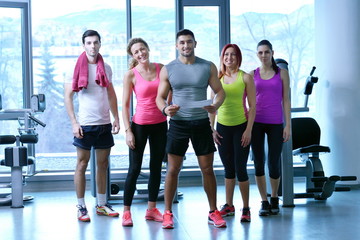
210, 43, 256, 222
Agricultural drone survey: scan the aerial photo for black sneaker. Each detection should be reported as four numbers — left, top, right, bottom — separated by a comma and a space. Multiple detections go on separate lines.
259, 201, 270, 216
240, 207, 251, 222
270, 197, 280, 215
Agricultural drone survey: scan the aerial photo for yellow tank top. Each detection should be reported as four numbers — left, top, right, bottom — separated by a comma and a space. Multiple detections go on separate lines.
217, 70, 248, 126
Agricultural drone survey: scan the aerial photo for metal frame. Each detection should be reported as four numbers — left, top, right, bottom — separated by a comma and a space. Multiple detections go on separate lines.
0, 0, 34, 155
176, 0, 230, 54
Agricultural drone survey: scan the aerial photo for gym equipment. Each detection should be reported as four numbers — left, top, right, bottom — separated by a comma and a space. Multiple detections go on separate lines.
277, 65, 356, 205
0, 134, 38, 207
292, 117, 357, 200
0, 94, 46, 207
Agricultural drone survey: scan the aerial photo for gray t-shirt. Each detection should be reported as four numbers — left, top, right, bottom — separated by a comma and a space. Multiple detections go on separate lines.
166, 57, 211, 121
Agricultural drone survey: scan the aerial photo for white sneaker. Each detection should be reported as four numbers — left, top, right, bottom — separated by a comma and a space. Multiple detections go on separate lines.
96, 204, 119, 217
77, 205, 90, 222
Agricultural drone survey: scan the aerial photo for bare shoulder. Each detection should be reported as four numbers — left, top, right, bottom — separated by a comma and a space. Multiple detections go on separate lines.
242, 71, 253, 83
280, 68, 290, 80
249, 69, 255, 76
123, 69, 135, 83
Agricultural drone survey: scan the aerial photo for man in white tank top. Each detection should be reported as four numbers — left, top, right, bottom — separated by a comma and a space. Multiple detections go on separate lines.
64, 30, 120, 222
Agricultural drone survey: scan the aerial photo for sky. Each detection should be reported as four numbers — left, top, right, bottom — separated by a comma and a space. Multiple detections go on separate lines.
29, 0, 313, 19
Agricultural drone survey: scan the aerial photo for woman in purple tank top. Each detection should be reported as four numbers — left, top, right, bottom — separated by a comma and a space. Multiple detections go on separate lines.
250, 40, 291, 217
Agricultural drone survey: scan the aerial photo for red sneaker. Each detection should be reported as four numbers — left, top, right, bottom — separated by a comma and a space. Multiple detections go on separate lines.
219, 204, 235, 217
240, 208, 251, 222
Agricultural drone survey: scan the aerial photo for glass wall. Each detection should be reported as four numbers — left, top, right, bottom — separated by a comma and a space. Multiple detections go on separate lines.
31, 0, 127, 171
30, 0, 176, 172
0, 3, 29, 168
0, 0, 315, 174
230, 0, 316, 113
0, 7, 23, 110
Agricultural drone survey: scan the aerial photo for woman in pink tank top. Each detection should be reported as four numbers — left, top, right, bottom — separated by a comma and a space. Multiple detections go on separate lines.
121, 38, 168, 227
250, 39, 291, 217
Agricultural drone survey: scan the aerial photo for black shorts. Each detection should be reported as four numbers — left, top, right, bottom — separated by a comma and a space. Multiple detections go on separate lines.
166, 118, 216, 157
73, 123, 114, 150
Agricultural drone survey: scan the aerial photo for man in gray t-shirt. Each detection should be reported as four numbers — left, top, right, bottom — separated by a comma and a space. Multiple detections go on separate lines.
156, 29, 226, 229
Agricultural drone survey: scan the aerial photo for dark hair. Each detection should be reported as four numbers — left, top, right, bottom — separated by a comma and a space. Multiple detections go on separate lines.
82, 30, 101, 44
176, 29, 195, 41
126, 38, 150, 69
218, 43, 242, 79
257, 39, 279, 74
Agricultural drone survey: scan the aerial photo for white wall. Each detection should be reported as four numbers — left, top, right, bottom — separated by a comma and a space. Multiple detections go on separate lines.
315, 0, 360, 183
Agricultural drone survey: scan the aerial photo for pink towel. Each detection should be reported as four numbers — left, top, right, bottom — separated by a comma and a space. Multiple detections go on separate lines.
72, 51, 109, 92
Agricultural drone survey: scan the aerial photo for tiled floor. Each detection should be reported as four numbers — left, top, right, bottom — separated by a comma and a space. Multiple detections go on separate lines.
1, 179, 359, 240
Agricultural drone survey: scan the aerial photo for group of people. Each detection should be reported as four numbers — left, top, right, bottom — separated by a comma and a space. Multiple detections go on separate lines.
64, 29, 291, 229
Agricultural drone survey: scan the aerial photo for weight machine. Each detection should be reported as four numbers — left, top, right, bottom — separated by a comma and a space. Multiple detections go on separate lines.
0, 94, 46, 207
277, 61, 357, 206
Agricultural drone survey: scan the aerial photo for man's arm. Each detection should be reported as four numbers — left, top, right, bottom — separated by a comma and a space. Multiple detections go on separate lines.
156, 67, 180, 117
107, 82, 120, 134
64, 83, 83, 138
204, 62, 225, 113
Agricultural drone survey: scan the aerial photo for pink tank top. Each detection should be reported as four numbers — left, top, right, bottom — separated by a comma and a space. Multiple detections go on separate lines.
132, 63, 166, 125
253, 67, 283, 124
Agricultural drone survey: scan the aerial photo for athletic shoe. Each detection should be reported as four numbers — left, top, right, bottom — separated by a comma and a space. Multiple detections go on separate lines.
162, 210, 174, 229
77, 205, 90, 222
219, 204, 235, 217
208, 210, 227, 228
259, 201, 270, 216
96, 204, 119, 217
240, 208, 251, 222
145, 208, 163, 222
270, 197, 280, 215
122, 210, 133, 227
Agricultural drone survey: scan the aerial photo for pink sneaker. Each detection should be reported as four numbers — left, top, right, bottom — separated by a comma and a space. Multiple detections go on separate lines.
145, 208, 163, 222
162, 210, 174, 229
208, 210, 227, 228
122, 210, 133, 227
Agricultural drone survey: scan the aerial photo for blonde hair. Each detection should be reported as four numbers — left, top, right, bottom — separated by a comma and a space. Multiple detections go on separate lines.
126, 38, 150, 69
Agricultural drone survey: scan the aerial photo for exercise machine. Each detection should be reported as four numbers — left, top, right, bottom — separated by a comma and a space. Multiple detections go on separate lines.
0, 94, 46, 207
292, 117, 357, 200
278, 64, 357, 205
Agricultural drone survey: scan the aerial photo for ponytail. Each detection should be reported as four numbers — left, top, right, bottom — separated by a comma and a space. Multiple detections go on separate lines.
271, 56, 279, 74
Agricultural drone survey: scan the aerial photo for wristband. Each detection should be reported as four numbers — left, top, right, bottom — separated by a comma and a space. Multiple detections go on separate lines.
162, 106, 168, 116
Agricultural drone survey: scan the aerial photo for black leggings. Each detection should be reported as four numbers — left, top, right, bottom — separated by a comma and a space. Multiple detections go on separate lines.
123, 121, 167, 206
251, 122, 283, 179
217, 122, 250, 182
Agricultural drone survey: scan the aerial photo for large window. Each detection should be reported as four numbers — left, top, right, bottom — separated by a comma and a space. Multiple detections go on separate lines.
30, 0, 175, 172
0, 1, 32, 170
1, 0, 315, 175
230, 0, 316, 113
31, 0, 127, 171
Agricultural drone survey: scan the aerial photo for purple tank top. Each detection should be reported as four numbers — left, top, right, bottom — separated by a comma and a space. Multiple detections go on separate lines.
253, 67, 283, 124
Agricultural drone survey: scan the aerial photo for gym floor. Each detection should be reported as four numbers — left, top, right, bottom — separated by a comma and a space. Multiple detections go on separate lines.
1, 179, 359, 240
